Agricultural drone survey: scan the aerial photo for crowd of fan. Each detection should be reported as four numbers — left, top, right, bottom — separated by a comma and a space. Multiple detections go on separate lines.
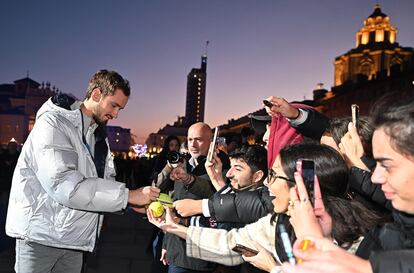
2, 85, 413, 273
142, 94, 414, 273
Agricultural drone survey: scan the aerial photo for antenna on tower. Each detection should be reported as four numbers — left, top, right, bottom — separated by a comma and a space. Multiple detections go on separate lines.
204, 40, 210, 57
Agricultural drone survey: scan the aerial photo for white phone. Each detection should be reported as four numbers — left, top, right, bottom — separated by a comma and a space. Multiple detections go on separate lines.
208, 127, 219, 162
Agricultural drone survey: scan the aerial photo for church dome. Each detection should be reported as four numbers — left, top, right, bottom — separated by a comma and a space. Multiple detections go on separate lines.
355, 4, 397, 47
368, 4, 387, 19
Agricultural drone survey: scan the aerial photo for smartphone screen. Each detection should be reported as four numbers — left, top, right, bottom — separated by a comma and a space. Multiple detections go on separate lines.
351, 104, 359, 127
208, 127, 219, 162
297, 159, 315, 204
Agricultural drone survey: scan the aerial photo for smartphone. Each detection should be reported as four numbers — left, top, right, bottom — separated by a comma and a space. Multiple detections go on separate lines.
232, 244, 258, 257
208, 127, 219, 162
263, 100, 274, 108
296, 159, 315, 204
351, 104, 359, 127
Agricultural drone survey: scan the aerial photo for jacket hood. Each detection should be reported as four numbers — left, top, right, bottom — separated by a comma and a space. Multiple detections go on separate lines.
36, 94, 83, 127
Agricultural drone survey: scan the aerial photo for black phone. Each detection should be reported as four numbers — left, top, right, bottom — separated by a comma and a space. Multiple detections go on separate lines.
208, 127, 219, 162
232, 244, 259, 257
263, 100, 274, 108
297, 159, 315, 204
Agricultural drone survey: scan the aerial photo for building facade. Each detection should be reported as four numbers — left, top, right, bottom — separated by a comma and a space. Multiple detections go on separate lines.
145, 116, 188, 156
334, 4, 413, 86
185, 55, 207, 126
106, 125, 132, 155
217, 5, 414, 136
146, 54, 207, 153
316, 4, 414, 117
0, 77, 58, 145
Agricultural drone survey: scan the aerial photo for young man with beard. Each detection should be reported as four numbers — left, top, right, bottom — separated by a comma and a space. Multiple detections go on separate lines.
165, 145, 272, 273
6, 70, 159, 273
173, 145, 272, 227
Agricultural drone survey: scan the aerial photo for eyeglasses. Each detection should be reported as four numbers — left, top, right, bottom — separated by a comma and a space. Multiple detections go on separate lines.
264, 169, 294, 187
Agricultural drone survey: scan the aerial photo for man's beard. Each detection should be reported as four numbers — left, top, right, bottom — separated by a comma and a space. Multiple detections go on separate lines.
92, 106, 108, 126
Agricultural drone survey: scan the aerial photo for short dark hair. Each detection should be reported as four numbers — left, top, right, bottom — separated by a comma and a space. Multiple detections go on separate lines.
228, 145, 268, 179
326, 116, 374, 157
279, 143, 349, 196
371, 93, 414, 158
85, 69, 130, 99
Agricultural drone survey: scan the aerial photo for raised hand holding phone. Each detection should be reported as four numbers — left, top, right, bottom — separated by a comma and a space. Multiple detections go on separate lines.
208, 127, 219, 162
287, 172, 324, 239
205, 139, 226, 190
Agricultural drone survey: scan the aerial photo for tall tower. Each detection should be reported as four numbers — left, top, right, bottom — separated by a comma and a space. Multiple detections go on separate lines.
184, 51, 207, 126
334, 4, 413, 86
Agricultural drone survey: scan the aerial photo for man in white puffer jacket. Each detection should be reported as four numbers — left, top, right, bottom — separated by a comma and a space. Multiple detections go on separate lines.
6, 70, 160, 273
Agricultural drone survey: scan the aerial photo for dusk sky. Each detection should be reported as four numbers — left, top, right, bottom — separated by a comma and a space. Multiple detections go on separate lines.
1, 0, 413, 143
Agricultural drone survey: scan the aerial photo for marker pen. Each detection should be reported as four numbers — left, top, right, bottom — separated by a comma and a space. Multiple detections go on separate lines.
278, 224, 296, 265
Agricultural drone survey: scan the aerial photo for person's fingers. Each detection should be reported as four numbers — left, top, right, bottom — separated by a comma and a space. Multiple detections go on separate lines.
165, 207, 172, 220
293, 237, 338, 257
150, 187, 161, 193
289, 186, 301, 215
147, 208, 156, 224
289, 187, 299, 207
150, 191, 160, 199
294, 172, 309, 202
207, 142, 214, 161
313, 175, 324, 212
281, 262, 296, 273
294, 246, 329, 261
292, 236, 318, 252
338, 142, 346, 155
213, 152, 221, 163
242, 254, 254, 262
348, 122, 358, 138
205, 160, 214, 168
348, 122, 364, 147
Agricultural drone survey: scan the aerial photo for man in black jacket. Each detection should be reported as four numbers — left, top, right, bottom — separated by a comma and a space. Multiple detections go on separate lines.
173, 145, 272, 273
162, 122, 230, 273
173, 145, 272, 226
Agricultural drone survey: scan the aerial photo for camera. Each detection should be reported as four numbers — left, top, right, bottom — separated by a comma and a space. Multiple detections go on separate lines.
167, 151, 185, 164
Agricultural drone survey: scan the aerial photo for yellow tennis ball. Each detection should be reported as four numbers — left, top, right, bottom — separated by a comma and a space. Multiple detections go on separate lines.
149, 201, 164, 218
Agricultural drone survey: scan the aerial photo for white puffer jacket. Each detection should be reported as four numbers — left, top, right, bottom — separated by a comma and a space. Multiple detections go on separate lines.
6, 97, 128, 251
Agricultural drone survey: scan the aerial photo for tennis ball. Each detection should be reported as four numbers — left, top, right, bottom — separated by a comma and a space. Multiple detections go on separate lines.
149, 201, 164, 218
158, 193, 173, 208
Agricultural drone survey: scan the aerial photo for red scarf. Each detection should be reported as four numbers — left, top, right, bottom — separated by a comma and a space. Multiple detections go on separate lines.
267, 104, 313, 168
